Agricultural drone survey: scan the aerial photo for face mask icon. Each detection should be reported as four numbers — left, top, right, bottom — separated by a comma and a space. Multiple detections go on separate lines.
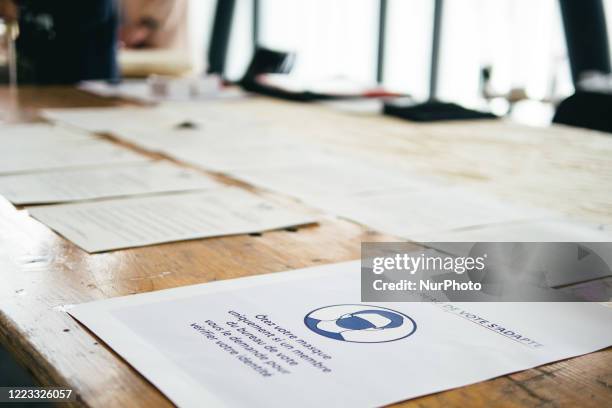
304, 304, 416, 343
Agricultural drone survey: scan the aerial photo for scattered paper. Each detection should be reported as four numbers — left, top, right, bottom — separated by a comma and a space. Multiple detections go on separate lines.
232, 159, 433, 201
0, 123, 95, 151
313, 187, 553, 240
69, 260, 612, 408
29, 187, 316, 252
417, 218, 612, 286
416, 218, 612, 243
173, 142, 338, 173
0, 140, 149, 175
41, 103, 257, 135
41, 107, 183, 133
0, 162, 220, 205
113, 120, 287, 155
0, 122, 92, 137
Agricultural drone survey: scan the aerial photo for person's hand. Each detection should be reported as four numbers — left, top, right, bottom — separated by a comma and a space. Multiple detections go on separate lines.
0, 0, 18, 22
120, 24, 154, 48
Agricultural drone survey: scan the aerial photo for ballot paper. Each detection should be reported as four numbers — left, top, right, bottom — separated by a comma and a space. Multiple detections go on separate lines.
0, 123, 94, 150
415, 218, 612, 243
0, 140, 149, 175
0, 162, 220, 205
29, 188, 316, 252
232, 159, 436, 201
110, 119, 287, 155
172, 142, 339, 173
41, 107, 184, 133
313, 187, 553, 240
41, 103, 256, 135
68, 260, 612, 408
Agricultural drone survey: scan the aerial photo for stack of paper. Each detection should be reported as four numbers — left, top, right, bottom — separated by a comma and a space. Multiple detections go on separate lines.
29, 187, 316, 252
0, 162, 220, 205
78, 76, 224, 104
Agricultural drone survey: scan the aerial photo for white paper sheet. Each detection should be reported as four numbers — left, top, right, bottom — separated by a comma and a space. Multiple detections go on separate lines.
29, 188, 317, 252
0, 123, 95, 150
41, 107, 184, 133
78, 80, 159, 103
0, 140, 149, 175
172, 142, 338, 173
313, 187, 554, 240
41, 105, 334, 173
0, 162, 220, 205
68, 260, 612, 408
78, 77, 223, 103
41, 103, 259, 136
0, 123, 99, 158
415, 219, 612, 286
232, 159, 437, 202
415, 218, 612, 242
112, 120, 287, 155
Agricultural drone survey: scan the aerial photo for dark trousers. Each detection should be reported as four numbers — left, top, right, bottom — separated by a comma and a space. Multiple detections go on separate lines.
16, 0, 119, 84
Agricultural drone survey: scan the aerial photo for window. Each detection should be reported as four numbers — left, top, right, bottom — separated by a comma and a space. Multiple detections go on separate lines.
193, 0, 576, 115
605, 0, 612, 65
384, 0, 434, 99
438, 0, 573, 106
258, 0, 379, 83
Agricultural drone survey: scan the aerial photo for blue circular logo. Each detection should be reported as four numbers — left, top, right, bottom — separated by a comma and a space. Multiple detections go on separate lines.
304, 304, 416, 343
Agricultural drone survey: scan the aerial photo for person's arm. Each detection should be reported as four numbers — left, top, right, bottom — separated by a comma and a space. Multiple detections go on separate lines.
0, 0, 18, 22
121, 0, 186, 48
139, 0, 179, 28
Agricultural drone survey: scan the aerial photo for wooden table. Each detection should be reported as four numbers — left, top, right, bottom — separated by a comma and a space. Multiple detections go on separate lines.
0, 86, 610, 407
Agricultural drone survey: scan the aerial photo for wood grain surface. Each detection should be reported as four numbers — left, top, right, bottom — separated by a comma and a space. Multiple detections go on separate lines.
0, 86, 610, 407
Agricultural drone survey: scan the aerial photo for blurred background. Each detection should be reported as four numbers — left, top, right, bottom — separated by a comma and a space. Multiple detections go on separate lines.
1, 0, 611, 126
189, 0, 596, 125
